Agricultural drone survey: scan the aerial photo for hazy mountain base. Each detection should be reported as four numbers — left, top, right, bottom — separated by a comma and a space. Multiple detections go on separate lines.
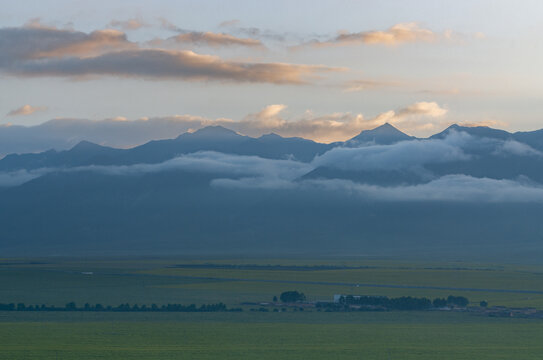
1, 170, 542, 262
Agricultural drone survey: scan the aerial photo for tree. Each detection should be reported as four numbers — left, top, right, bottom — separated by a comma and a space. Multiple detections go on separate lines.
280, 291, 306, 303
273, 296, 278, 302
479, 300, 488, 308
433, 298, 447, 308
447, 295, 469, 307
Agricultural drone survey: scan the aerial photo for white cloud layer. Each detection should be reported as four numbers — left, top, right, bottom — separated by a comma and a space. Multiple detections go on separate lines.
2, 132, 543, 204
313, 131, 471, 171
299, 175, 543, 202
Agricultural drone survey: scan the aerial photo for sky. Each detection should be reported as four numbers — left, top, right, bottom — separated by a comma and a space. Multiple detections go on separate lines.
1, 0, 543, 142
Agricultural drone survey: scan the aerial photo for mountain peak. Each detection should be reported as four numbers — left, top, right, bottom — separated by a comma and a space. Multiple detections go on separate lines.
374, 122, 396, 130
259, 133, 283, 140
186, 126, 241, 138
347, 123, 412, 146
431, 124, 511, 140
69, 140, 105, 152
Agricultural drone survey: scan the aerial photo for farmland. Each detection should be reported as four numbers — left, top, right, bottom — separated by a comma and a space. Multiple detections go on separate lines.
1, 257, 543, 359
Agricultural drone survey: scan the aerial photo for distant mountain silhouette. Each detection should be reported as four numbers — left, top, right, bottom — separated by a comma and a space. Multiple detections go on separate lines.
0, 126, 332, 171
512, 129, 543, 152
0, 141, 124, 170
2, 123, 543, 259
430, 124, 512, 141
346, 123, 414, 146
4, 123, 543, 184
303, 124, 543, 185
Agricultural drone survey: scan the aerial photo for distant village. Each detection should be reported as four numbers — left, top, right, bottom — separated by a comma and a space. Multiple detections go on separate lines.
244, 291, 543, 319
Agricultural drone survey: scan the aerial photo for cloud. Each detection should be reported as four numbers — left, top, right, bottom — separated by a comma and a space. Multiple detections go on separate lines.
23, 18, 55, 30
396, 101, 448, 118
84, 151, 312, 179
0, 115, 218, 156
296, 23, 437, 49
343, 79, 400, 92
218, 19, 241, 28
300, 175, 543, 203
219, 23, 289, 43
110, 116, 128, 122
108, 18, 147, 31
418, 88, 461, 96
497, 140, 542, 157
0, 26, 134, 66
157, 18, 264, 48
369, 102, 448, 134
5, 154, 543, 204
0, 151, 312, 187
6, 104, 47, 117
458, 119, 508, 128
168, 32, 264, 48
313, 131, 471, 171
3, 133, 543, 204
227, 102, 447, 142
0, 168, 47, 187
237, 107, 365, 142
237, 101, 447, 143
0, 101, 450, 156
14, 49, 339, 83
157, 17, 180, 32
34, 29, 133, 58
0, 25, 340, 84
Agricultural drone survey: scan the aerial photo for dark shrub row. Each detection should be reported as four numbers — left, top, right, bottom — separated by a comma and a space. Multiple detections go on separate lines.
0, 302, 242, 312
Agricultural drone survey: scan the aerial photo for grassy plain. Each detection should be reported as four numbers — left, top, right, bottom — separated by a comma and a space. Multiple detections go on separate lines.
1, 257, 543, 359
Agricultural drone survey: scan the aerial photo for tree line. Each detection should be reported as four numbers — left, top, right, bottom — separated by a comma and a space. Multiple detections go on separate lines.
0, 302, 242, 312
318, 294, 470, 311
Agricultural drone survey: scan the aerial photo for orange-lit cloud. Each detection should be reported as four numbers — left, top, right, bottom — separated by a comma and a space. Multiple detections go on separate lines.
16, 49, 342, 84
155, 18, 264, 48
0, 25, 134, 65
0, 25, 341, 84
297, 23, 437, 49
33, 29, 135, 58
343, 79, 401, 92
228, 102, 448, 142
109, 18, 147, 31
6, 104, 47, 116
396, 101, 448, 118
218, 19, 241, 28
170, 31, 264, 48
458, 120, 508, 128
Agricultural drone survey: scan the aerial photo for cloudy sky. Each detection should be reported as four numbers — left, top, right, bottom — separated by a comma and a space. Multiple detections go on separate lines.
2, 0, 543, 141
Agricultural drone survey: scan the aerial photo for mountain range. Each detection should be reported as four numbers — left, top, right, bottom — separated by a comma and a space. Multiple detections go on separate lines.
3, 122, 543, 171
2, 122, 543, 260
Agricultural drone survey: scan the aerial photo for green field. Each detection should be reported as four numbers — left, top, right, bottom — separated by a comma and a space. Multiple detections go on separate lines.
1, 257, 543, 359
